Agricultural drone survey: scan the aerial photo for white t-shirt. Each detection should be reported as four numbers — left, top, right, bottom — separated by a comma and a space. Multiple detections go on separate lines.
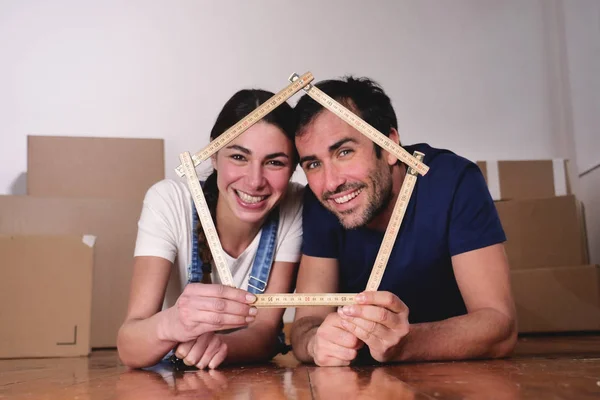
134, 179, 304, 309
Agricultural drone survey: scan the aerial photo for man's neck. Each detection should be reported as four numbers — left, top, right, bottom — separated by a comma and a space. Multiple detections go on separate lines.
366, 163, 407, 232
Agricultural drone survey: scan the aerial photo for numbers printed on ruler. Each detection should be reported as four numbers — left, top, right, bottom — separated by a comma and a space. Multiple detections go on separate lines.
175, 71, 314, 177
365, 151, 425, 292
253, 293, 357, 308
179, 151, 235, 287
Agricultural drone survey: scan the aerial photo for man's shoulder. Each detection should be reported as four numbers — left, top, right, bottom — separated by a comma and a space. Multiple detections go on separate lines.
302, 184, 341, 226
406, 143, 474, 171
405, 143, 479, 186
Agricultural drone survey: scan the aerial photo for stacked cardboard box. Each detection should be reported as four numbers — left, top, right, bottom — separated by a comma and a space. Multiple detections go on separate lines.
477, 159, 599, 333
0, 136, 164, 357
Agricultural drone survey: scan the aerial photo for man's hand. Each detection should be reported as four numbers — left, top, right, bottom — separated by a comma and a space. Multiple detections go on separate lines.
308, 312, 364, 366
337, 291, 409, 362
175, 332, 228, 369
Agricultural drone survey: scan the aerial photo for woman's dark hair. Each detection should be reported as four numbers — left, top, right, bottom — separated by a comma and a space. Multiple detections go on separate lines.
197, 89, 297, 282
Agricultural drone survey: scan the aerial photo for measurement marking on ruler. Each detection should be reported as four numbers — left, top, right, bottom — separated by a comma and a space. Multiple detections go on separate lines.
179, 151, 234, 287
365, 151, 424, 291
175, 71, 314, 177
253, 293, 357, 308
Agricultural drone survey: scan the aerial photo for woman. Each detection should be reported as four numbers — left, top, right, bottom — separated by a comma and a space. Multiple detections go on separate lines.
117, 89, 303, 369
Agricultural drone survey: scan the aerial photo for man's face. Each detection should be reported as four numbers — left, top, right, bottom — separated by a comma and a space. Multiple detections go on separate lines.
296, 110, 395, 229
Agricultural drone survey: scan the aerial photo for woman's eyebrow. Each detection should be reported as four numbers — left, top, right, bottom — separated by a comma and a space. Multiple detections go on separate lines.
225, 144, 251, 155
265, 152, 289, 160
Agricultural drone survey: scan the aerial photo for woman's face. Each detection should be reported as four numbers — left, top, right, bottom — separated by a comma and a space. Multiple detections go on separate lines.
212, 121, 295, 225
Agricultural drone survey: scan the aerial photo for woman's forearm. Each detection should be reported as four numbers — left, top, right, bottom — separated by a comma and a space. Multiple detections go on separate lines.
117, 310, 177, 368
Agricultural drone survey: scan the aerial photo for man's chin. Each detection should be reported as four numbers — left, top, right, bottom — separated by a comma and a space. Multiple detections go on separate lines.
333, 210, 366, 230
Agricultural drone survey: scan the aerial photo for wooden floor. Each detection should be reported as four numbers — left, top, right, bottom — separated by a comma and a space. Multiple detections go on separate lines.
1, 334, 600, 399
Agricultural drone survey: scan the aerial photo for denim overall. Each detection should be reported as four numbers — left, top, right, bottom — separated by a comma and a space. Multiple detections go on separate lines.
185, 200, 289, 355
164, 190, 288, 367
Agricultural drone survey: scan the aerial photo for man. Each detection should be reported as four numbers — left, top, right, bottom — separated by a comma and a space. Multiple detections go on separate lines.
290, 76, 517, 366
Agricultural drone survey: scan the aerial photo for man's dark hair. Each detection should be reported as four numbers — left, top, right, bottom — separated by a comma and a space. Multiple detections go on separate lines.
294, 76, 398, 157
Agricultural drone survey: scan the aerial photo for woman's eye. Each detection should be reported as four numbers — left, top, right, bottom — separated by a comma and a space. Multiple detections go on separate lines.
267, 160, 286, 167
231, 154, 246, 161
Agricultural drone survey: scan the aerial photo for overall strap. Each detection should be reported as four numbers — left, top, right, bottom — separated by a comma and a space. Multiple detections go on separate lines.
247, 210, 280, 294
187, 203, 203, 283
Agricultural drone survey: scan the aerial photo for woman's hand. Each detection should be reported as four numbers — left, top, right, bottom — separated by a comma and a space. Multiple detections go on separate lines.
175, 332, 228, 369
159, 283, 257, 343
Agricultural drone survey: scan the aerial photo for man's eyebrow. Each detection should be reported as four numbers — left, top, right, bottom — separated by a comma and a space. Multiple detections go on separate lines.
329, 138, 358, 152
225, 144, 251, 155
299, 138, 358, 166
299, 155, 318, 165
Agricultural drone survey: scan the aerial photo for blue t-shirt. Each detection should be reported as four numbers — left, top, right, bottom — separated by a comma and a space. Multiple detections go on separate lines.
302, 143, 506, 323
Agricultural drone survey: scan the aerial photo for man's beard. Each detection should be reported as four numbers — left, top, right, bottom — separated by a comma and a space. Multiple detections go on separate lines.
322, 166, 394, 229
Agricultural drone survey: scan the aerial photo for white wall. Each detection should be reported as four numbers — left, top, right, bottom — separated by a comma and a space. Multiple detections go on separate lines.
0, 0, 575, 194
562, 0, 600, 264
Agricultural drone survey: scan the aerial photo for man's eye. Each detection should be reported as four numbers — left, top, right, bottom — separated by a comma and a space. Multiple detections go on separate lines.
305, 161, 320, 170
339, 149, 353, 157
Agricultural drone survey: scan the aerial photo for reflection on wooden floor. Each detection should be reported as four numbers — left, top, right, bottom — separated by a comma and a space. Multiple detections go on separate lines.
1, 334, 600, 399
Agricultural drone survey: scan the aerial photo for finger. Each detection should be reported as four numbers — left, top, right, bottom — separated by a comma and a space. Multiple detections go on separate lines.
208, 342, 228, 369
339, 317, 384, 347
181, 296, 257, 317
174, 340, 195, 360
185, 283, 256, 304
197, 336, 222, 369
188, 311, 256, 327
339, 304, 400, 330
317, 339, 358, 362
183, 334, 213, 366
320, 323, 361, 349
355, 291, 407, 314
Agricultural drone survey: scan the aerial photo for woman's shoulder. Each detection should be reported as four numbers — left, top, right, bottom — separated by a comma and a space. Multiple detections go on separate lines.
278, 181, 305, 218
143, 179, 192, 212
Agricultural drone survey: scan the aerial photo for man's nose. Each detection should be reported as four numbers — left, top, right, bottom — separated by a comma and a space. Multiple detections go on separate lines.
323, 163, 345, 193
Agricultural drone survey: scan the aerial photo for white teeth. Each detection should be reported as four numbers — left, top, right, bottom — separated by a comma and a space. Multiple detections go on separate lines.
333, 189, 362, 204
236, 190, 267, 204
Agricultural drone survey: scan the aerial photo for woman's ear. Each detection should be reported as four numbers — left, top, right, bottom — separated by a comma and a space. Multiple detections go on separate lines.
211, 154, 217, 170
385, 128, 401, 166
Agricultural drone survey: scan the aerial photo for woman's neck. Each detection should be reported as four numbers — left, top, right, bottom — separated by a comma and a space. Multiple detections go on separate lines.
214, 196, 264, 259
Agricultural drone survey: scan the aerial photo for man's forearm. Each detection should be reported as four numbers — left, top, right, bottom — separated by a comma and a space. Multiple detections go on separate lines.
394, 308, 517, 362
290, 316, 324, 363
219, 323, 281, 364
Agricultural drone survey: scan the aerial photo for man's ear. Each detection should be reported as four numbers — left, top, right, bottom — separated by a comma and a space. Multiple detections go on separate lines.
385, 128, 401, 166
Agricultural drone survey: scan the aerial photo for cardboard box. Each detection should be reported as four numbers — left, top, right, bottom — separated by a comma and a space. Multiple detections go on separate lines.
27, 136, 164, 201
0, 196, 141, 348
0, 235, 94, 358
476, 159, 570, 201
496, 195, 588, 269
511, 265, 600, 333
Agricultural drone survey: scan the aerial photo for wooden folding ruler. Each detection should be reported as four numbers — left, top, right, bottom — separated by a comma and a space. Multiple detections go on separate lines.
178, 72, 428, 307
